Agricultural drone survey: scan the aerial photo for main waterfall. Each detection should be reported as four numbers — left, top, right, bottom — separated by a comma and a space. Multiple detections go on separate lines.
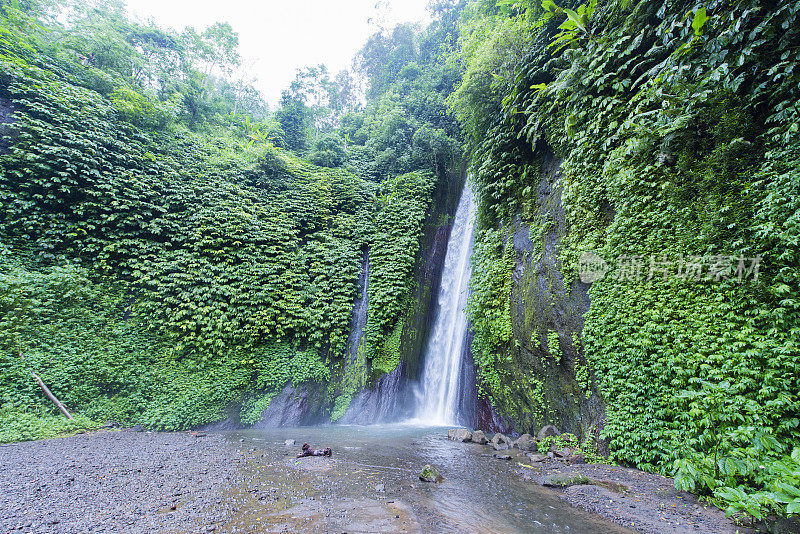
414, 184, 477, 425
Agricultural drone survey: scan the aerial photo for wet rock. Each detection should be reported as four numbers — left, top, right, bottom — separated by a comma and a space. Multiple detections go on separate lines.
490, 433, 513, 449
554, 448, 572, 458
541, 472, 590, 487
513, 433, 536, 451
537, 425, 561, 441
419, 464, 443, 483
492, 442, 509, 451
447, 428, 472, 442
471, 430, 488, 445
528, 453, 548, 463
493, 453, 512, 460
284, 439, 296, 447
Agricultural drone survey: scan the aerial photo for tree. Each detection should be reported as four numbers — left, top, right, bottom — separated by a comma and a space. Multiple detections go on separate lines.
309, 133, 347, 167
354, 23, 419, 99
276, 95, 311, 151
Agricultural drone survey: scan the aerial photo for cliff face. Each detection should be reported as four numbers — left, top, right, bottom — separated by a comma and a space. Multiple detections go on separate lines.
454, 3, 799, 518
501, 154, 605, 439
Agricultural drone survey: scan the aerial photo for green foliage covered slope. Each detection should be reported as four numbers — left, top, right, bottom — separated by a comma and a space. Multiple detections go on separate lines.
0, 6, 437, 437
452, 0, 799, 521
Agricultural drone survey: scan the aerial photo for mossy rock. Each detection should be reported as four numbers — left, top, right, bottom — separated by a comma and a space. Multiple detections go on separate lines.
541, 472, 590, 487
419, 464, 444, 483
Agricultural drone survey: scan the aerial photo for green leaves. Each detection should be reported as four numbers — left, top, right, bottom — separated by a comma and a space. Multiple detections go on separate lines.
452, 0, 800, 521
691, 7, 709, 37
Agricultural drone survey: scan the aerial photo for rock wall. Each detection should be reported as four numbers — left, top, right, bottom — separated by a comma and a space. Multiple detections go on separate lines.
489, 153, 606, 439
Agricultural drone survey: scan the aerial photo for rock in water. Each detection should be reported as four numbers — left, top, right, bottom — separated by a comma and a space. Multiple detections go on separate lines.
447, 428, 472, 442
419, 464, 444, 483
471, 430, 488, 445
528, 453, 548, 463
493, 453, 512, 460
537, 425, 561, 441
284, 439, 296, 447
492, 442, 509, 451
513, 433, 535, 451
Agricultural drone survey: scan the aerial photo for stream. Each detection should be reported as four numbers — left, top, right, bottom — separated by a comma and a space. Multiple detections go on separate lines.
218, 424, 635, 533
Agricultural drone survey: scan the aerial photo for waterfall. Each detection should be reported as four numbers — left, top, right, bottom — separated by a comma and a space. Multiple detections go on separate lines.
414, 184, 477, 425
347, 250, 369, 362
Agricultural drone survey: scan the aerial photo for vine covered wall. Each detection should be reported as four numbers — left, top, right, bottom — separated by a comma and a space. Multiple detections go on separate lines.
453, 0, 800, 520
0, 14, 443, 436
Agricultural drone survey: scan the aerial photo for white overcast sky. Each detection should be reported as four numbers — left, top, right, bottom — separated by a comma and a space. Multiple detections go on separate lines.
124, 0, 432, 107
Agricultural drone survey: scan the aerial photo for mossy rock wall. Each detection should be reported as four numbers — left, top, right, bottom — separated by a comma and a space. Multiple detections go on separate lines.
505, 154, 605, 438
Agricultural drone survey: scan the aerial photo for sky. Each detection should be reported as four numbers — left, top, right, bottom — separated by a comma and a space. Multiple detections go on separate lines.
125, 0, 432, 107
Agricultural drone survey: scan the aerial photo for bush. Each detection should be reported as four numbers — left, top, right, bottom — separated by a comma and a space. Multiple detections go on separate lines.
309, 133, 347, 167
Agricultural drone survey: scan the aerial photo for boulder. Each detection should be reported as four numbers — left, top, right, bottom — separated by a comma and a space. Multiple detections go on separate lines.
471, 430, 489, 445
419, 464, 444, 483
447, 428, 472, 442
553, 447, 572, 458
541, 472, 590, 487
490, 433, 513, 448
569, 453, 586, 465
527, 453, 548, 463
537, 425, 561, 441
513, 433, 536, 451
492, 442, 509, 451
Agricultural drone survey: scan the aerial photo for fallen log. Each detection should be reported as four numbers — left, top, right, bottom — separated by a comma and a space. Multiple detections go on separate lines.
31, 370, 73, 420
18, 347, 74, 420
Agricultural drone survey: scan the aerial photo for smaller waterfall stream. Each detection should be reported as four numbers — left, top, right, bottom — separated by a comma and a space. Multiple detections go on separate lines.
414, 185, 477, 425
347, 251, 369, 362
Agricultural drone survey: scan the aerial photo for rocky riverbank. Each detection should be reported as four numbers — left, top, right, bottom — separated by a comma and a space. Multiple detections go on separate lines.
5, 427, 792, 533
447, 427, 800, 534
1, 426, 635, 534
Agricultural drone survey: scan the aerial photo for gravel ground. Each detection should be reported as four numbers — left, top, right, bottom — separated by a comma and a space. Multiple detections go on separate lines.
5, 429, 795, 534
513, 456, 800, 534
0, 430, 236, 533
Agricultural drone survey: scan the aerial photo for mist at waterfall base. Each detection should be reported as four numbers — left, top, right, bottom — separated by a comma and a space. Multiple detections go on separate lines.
409, 185, 477, 427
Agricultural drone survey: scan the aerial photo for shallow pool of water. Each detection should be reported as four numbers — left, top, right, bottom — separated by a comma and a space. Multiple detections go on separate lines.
217, 424, 634, 533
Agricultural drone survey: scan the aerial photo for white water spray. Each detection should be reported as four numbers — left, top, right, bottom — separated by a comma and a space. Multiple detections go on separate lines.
414, 184, 477, 425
